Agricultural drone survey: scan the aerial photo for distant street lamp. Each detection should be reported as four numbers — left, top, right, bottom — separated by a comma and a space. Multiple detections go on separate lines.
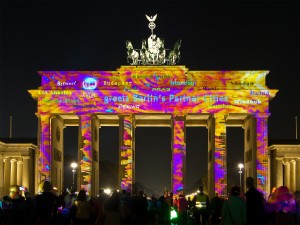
238, 163, 244, 188
70, 162, 78, 190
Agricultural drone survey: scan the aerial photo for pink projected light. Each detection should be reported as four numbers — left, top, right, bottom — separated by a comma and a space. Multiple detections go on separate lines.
29, 66, 277, 195
172, 120, 185, 193
120, 116, 133, 192
80, 115, 92, 191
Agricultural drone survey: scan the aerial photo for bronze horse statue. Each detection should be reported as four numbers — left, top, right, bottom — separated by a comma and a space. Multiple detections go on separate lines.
126, 40, 139, 65
168, 39, 182, 65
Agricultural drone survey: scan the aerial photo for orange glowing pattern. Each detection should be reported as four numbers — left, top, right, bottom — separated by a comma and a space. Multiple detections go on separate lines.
29, 66, 277, 194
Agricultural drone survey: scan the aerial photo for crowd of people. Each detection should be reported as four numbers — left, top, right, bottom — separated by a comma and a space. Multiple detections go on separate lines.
0, 177, 300, 225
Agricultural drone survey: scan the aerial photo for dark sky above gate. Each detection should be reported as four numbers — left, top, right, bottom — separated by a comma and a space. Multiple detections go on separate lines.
0, 0, 299, 194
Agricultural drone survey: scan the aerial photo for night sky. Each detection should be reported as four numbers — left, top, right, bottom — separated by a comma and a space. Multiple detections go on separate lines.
0, 0, 299, 194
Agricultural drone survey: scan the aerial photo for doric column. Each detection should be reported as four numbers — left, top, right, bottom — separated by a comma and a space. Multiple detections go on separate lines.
78, 114, 93, 193
207, 115, 215, 198
0, 157, 4, 197
296, 159, 300, 191
213, 114, 227, 197
243, 116, 256, 180
284, 160, 290, 189
91, 115, 101, 196
171, 115, 186, 194
290, 160, 296, 192
10, 159, 17, 185
37, 114, 52, 181
22, 157, 30, 190
119, 115, 135, 194
255, 113, 270, 197
4, 158, 11, 195
17, 160, 23, 186
275, 158, 283, 187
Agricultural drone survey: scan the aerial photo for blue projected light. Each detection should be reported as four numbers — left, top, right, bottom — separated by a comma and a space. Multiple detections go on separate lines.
82, 77, 97, 90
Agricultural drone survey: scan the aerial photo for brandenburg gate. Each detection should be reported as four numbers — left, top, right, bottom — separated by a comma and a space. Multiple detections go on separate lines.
28, 15, 277, 197
29, 66, 278, 197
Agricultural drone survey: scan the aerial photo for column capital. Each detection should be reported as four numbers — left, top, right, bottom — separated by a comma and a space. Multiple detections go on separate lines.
36, 113, 52, 119
54, 115, 67, 129
171, 115, 186, 121
92, 115, 102, 126
4, 157, 11, 162
212, 113, 227, 119
275, 157, 284, 161
10, 158, 17, 163
22, 156, 30, 160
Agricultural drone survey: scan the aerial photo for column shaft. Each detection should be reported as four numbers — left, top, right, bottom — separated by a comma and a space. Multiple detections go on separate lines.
17, 160, 23, 186
284, 161, 290, 189
79, 114, 93, 193
296, 159, 300, 191
207, 115, 215, 198
255, 113, 270, 197
4, 158, 11, 195
38, 114, 52, 181
214, 114, 227, 197
10, 159, 17, 185
290, 160, 296, 192
171, 116, 186, 194
22, 157, 30, 190
275, 158, 283, 187
119, 115, 134, 194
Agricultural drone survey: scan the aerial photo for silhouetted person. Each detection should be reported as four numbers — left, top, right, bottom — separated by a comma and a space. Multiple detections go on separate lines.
157, 195, 170, 225
74, 189, 93, 225
176, 193, 189, 225
210, 193, 223, 225
5, 185, 27, 225
94, 188, 109, 225
103, 190, 122, 225
245, 177, 267, 225
222, 186, 246, 225
33, 181, 59, 225
194, 186, 210, 225
131, 190, 148, 224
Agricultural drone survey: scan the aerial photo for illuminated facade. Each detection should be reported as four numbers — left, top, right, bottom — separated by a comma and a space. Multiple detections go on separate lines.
0, 139, 38, 197
28, 66, 278, 197
269, 139, 300, 193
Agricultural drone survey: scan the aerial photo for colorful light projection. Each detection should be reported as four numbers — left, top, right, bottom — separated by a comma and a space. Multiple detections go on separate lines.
172, 119, 186, 193
29, 66, 278, 195
38, 115, 52, 179
255, 113, 270, 196
120, 116, 133, 192
214, 115, 227, 196
79, 115, 92, 191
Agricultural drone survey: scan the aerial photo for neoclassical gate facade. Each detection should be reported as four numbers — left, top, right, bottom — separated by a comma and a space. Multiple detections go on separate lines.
29, 66, 277, 197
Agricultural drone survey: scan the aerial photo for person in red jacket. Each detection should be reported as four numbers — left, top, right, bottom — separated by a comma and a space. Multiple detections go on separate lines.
176, 194, 189, 225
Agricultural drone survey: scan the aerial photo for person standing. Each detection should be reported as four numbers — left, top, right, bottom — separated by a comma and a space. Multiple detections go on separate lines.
33, 181, 59, 225
209, 193, 224, 225
221, 186, 246, 225
194, 186, 210, 225
245, 177, 267, 225
74, 189, 93, 225
176, 193, 189, 225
